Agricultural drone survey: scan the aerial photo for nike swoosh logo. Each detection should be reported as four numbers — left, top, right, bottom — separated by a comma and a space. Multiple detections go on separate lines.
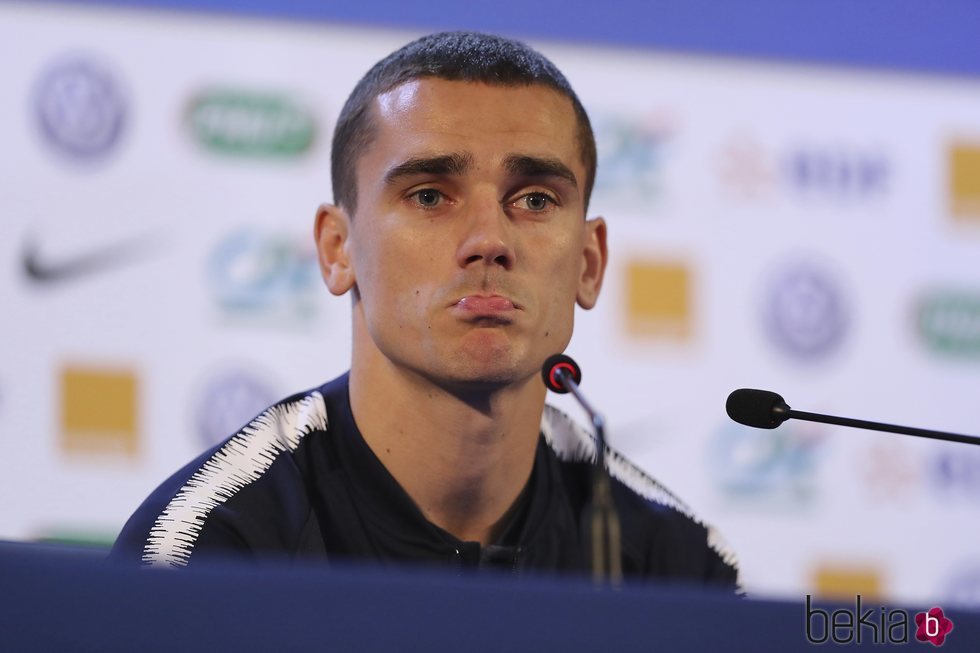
22, 234, 164, 284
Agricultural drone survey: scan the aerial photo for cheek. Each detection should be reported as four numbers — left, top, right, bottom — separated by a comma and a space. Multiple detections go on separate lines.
353, 227, 440, 324
541, 238, 584, 294
535, 247, 582, 325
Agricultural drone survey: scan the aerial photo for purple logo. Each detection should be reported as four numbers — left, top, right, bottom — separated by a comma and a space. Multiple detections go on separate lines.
195, 369, 278, 447
930, 448, 980, 499
763, 261, 849, 361
34, 56, 126, 161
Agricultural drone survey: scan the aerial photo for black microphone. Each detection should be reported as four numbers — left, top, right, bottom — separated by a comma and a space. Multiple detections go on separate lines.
541, 353, 582, 393
541, 354, 622, 584
726, 388, 980, 446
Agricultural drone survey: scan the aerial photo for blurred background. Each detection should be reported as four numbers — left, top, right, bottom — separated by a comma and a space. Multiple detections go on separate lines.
1, 0, 979, 606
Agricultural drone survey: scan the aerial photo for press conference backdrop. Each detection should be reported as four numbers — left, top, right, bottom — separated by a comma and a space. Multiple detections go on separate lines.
2, 0, 979, 606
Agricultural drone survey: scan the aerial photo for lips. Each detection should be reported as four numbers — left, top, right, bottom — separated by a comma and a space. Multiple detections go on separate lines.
453, 294, 518, 316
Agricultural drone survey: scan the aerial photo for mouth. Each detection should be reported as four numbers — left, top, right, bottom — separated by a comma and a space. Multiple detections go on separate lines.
450, 294, 521, 322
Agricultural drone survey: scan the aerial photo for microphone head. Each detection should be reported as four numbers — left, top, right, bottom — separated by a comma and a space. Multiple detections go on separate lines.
541, 354, 581, 394
726, 388, 790, 429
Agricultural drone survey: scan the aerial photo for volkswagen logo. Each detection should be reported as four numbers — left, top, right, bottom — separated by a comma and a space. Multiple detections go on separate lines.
34, 56, 126, 161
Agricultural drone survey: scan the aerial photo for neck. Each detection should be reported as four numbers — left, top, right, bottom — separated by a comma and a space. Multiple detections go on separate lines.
348, 341, 544, 547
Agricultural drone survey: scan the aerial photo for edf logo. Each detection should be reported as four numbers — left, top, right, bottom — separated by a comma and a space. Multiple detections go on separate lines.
786, 149, 889, 200
718, 137, 890, 204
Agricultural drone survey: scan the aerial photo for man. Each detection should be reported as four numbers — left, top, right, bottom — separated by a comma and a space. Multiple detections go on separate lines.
111, 31, 739, 587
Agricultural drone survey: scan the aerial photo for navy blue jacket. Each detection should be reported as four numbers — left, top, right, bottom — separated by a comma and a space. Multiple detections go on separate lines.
111, 374, 739, 587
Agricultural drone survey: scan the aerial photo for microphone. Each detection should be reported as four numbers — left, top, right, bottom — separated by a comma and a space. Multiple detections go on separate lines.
726, 388, 980, 446
541, 353, 582, 393
541, 354, 622, 584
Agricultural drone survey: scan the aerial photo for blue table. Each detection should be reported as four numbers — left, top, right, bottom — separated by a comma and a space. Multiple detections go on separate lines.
1, 542, 976, 652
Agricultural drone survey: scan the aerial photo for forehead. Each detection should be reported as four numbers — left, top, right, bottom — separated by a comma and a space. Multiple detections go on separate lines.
360, 78, 584, 182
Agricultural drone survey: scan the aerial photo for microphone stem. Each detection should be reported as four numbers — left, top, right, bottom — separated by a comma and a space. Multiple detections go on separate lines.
555, 369, 622, 583
557, 370, 606, 467
786, 409, 980, 446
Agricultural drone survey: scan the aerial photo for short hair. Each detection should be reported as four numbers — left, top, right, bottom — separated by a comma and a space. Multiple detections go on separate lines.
330, 31, 597, 214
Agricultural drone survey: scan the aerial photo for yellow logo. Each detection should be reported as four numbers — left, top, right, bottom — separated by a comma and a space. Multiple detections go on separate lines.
811, 564, 883, 601
60, 366, 138, 456
625, 260, 692, 339
950, 142, 980, 219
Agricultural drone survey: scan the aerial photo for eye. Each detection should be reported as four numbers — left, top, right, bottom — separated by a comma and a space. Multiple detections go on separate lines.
411, 188, 443, 208
515, 192, 558, 212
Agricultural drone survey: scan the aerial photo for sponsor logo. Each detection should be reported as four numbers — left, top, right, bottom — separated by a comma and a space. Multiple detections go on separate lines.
717, 136, 774, 200
31, 529, 117, 549
623, 259, 691, 340
786, 149, 889, 201
207, 228, 321, 326
21, 233, 162, 285
194, 368, 278, 447
591, 112, 674, 209
763, 261, 849, 361
805, 595, 953, 646
187, 89, 315, 157
34, 56, 126, 161
948, 141, 980, 220
916, 291, 980, 357
929, 448, 980, 501
811, 564, 884, 602
707, 422, 826, 506
60, 365, 138, 457
718, 136, 889, 204
862, 440, 921, 500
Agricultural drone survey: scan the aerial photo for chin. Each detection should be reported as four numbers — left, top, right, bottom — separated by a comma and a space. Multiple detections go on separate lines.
459, 367, 521, 388
415, 329, 541, 390
442, 347, 528, 389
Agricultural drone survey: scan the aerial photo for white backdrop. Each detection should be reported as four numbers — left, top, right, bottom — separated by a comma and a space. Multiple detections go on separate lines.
2, 2, 980, 605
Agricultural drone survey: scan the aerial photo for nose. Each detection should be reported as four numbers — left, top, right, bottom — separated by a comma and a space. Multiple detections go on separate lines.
455, 195, 515, 271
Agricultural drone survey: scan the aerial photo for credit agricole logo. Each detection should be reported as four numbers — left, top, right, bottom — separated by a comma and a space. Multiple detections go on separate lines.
186, 89, 315, 157
916, 291, 980, 356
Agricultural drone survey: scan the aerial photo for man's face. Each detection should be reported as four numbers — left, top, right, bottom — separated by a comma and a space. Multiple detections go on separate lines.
327, 78, 606, 389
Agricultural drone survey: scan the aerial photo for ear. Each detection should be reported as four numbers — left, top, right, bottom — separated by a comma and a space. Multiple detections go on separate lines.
314, 203, 356, 296
576, 217, 608, 310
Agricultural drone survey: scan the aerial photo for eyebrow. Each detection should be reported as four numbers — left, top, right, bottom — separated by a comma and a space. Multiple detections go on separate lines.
383, 153, 473, 186
504, 155, 579, 189
382, 152, 580, 190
